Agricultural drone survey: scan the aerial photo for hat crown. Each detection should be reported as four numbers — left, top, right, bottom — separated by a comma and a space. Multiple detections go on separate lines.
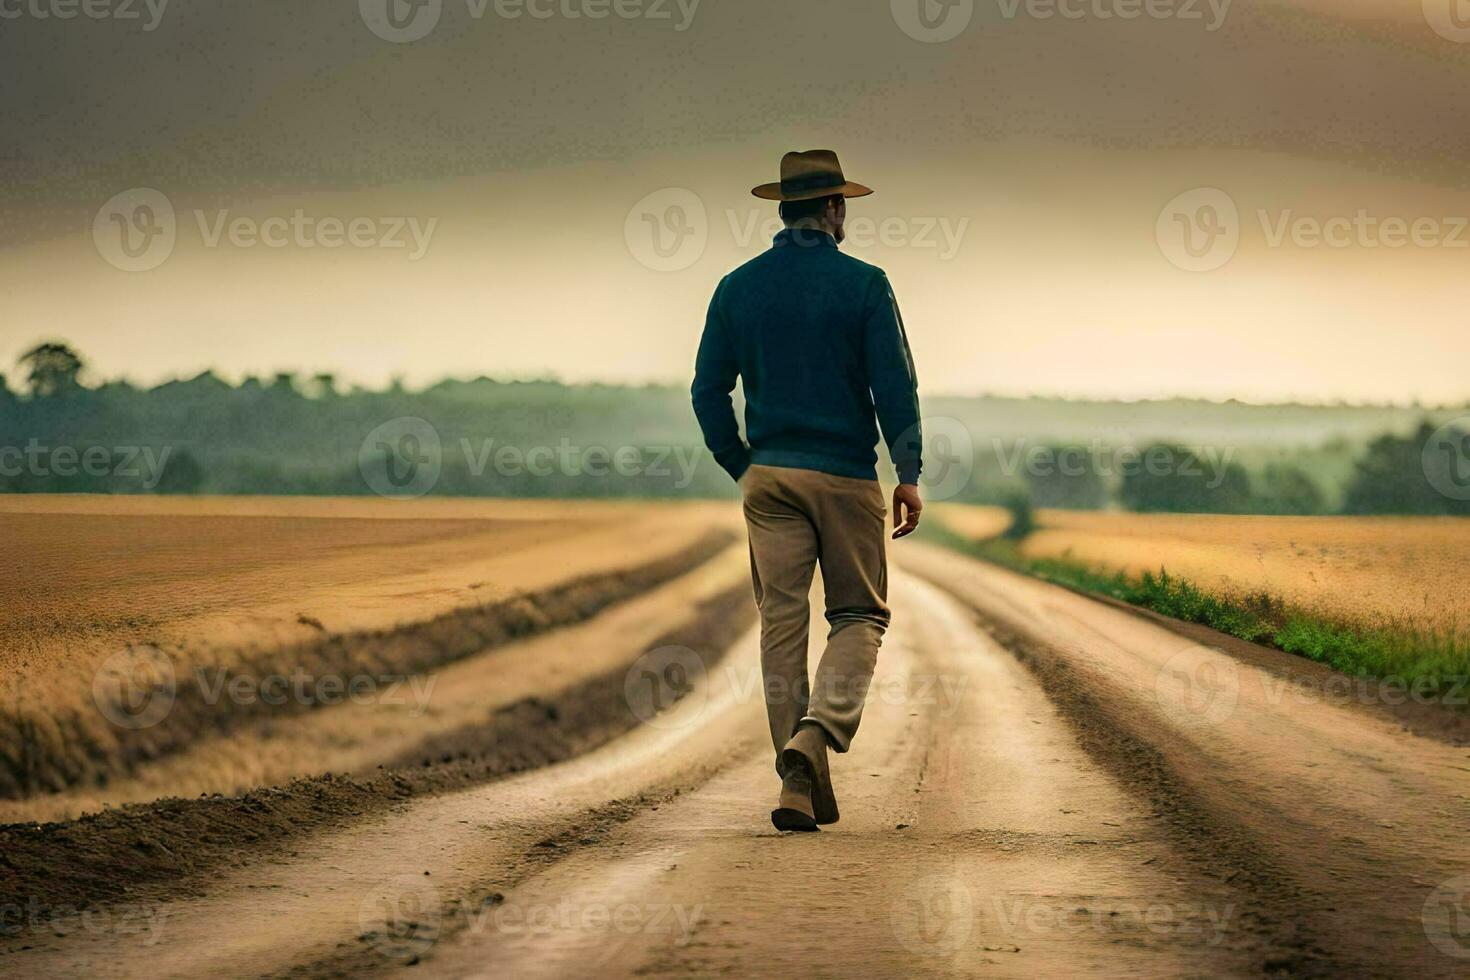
779, 149, 846, 195
750, 150, 872, 201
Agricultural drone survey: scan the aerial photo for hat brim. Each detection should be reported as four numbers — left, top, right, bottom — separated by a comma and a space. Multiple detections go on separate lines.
750, 180, 874, 202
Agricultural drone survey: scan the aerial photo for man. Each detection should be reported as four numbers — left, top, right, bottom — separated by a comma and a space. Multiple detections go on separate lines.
691, 149, 924, 833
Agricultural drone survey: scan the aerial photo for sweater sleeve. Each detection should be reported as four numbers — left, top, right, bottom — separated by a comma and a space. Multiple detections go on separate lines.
862, 271, 923, 485
691, 279, 751, 482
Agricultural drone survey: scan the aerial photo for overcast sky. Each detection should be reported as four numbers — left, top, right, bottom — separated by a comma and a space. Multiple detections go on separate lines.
3, 0, 1468, 402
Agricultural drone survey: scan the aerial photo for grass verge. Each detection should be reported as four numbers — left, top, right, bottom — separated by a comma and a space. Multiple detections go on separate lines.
923, 520, 1470, 700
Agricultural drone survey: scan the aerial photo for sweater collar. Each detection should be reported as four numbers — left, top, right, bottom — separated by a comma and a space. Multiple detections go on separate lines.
772, 227, 837, 250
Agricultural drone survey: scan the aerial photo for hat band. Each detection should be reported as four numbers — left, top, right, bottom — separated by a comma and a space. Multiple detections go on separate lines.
780, 171, 845, 195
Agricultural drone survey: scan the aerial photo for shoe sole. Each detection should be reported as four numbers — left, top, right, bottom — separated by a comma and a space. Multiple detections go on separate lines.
770, 807, 819, 832
782, 745, 839, 826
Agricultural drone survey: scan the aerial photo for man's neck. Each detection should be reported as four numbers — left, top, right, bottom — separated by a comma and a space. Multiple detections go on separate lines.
776, 224, 838, 249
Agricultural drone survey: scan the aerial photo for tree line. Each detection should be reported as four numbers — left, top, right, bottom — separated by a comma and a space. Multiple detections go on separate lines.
3, 342, 1465, 514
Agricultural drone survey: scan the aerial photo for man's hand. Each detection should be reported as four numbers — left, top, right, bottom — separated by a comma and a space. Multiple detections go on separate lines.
892, 483, 922, 539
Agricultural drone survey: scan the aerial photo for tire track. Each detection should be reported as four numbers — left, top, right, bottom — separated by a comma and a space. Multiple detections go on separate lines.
401, 573, 1257, 978
902, 542, 1470, 978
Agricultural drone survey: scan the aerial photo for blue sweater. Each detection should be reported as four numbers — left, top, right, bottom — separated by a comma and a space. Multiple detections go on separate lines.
692, 228, 923, 485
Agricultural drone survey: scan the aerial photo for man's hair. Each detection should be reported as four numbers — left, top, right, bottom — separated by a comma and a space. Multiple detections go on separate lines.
779, 194, 841, 225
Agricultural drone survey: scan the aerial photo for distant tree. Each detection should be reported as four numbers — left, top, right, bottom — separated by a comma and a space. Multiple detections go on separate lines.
1000, 488, 1036, 540
153, 449, 205, 494
270, 372, 299, 395
0, 373, 12, 403
1025, 445, 1108, 510
1342, 420, 1470, 515
1254, 464, 1326, 515
309, 372, 337, 398
1119, 444, 1252, 514
18, 342, 84, 397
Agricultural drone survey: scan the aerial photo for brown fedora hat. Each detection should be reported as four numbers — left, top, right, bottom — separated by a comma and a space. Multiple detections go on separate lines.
751, 149, 874, 202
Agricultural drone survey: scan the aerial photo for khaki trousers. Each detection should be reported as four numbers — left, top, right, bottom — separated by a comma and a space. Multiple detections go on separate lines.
741, 464, 890, 764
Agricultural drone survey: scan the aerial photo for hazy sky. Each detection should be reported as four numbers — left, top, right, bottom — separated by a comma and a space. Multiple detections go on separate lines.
3, 0, 1468, 402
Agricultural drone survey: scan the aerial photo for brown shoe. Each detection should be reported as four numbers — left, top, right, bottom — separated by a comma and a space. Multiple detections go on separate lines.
771, 765, 819, 832
782, 723, 839, 825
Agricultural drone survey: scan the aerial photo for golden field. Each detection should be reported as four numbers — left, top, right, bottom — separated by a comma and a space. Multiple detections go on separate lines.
938, 504, 1470, 633
1, 495, 740, 807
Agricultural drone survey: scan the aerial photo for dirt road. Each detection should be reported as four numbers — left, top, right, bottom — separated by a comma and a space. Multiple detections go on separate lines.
5, 545, 1468, 977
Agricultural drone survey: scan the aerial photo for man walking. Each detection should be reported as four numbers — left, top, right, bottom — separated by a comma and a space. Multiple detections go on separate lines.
691, 149, 924, 832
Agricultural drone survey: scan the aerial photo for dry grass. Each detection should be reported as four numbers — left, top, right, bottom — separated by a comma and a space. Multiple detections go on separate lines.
932, 503, 1012, 543
1016, 510, 1470, 634
0, 496, 740, 802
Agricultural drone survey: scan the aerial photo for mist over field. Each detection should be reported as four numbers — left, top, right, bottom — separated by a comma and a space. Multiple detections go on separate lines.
5, 341, 1468, 516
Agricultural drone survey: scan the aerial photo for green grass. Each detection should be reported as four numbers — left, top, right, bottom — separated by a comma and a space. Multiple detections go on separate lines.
923, 519, 1470, 702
